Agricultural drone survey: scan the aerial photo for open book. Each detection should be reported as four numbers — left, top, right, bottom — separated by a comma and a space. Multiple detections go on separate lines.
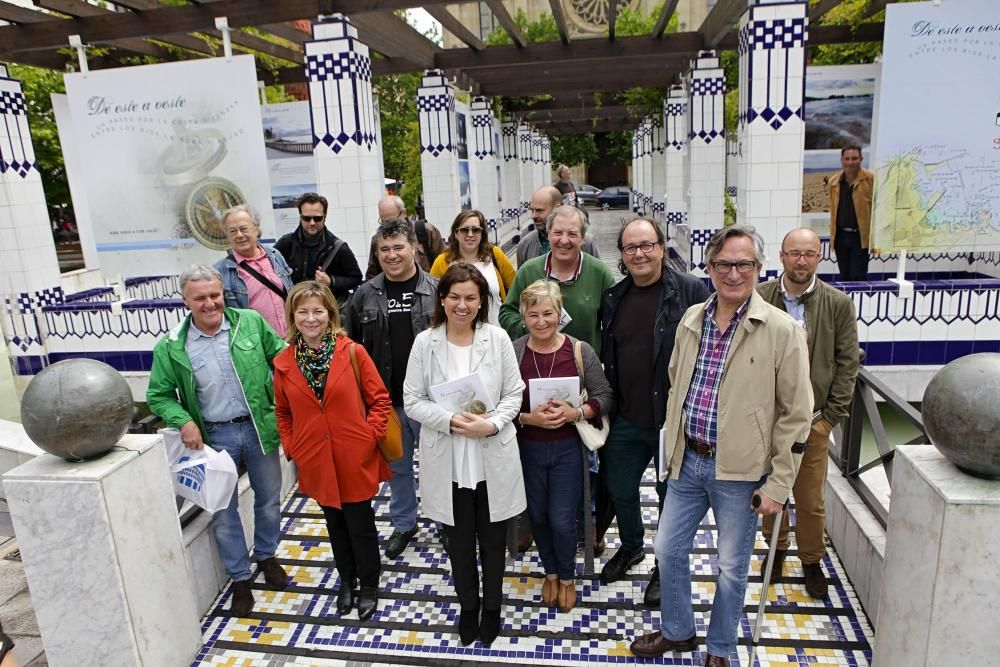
429, 373, 497, 415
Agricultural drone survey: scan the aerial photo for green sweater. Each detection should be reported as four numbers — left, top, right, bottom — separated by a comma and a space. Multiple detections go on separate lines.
146, 307, 287, 454
499, 253, 615, 355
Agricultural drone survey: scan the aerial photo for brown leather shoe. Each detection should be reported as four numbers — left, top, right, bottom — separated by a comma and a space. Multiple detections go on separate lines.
758, 548, 786, 584
230, 579, 254, 617
257, 557, 289, 590
516, 516, 534, 553
803, 563, 829, 599
541, 577, 558, 607
558, 580, 576, 613
628, 630, 697, 658
705, 654, 729, 666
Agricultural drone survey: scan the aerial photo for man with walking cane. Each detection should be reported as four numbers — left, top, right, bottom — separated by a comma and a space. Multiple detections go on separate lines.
628, 226, 812, 666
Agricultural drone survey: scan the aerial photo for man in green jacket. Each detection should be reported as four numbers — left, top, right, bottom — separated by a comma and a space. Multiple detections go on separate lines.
147, 264, 288, 618
756, 227, 860, 599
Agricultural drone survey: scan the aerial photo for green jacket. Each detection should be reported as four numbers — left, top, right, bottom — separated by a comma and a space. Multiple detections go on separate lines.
498, 252, 615, 355
146, 307, 287, 454
757, 277, 860, 426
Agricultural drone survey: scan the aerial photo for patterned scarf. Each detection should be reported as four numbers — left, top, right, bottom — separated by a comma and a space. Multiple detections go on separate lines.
294, 331, 336, 400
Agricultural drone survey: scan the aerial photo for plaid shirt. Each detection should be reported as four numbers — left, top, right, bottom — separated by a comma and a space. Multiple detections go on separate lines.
682, 295, 751, 448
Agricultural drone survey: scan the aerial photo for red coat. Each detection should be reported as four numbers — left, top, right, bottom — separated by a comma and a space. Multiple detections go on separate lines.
274, 335, 392, 508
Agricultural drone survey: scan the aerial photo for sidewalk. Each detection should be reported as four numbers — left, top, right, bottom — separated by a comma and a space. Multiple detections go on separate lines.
0, 508, 46, 666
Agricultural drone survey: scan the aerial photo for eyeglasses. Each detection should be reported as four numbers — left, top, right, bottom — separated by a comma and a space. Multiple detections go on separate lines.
225, 226, 254, 237
710, 260, 758, 274
622, 241, 659, 256
458, 226, 482, 235
300, 215, 325, 223
782, 250, 821, 260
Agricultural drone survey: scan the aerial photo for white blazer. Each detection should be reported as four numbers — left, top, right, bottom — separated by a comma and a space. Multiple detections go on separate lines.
403, 323, 527, 526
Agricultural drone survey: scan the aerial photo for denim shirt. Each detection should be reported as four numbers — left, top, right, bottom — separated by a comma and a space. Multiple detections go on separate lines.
185, 318, 251, 423
215, 245, 294, 310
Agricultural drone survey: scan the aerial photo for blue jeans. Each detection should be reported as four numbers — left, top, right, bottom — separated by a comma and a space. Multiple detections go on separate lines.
206, 420, 283, 582
655, 448, 761, 657
387, 406, 421, 532
520, 435, 583, 581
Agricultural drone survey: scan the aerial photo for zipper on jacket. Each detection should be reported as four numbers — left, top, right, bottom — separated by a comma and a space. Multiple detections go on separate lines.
228, 314, 266, 455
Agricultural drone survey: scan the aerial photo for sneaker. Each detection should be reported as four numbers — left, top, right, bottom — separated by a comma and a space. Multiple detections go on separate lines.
230, 580, 254, 617
385, 527, 418, 559
256, 557, 289, 590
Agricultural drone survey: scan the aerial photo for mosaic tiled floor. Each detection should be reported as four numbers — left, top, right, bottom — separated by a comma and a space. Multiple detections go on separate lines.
193, 470, 874, 666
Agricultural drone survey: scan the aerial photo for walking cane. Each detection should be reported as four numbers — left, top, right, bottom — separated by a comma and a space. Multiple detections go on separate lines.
749, 494, 786, 666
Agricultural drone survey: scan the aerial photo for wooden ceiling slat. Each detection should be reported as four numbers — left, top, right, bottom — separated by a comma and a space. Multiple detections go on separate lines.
424, 5, 484, 50
482, 0, 526, 48
607, 0, 618, 41
351, 11, 439, 67
0, 1, 59, 23
547, 0, 570, 45
257, 22, 310, 45
810, 0, 846, 22
651, 0, 680, 39
698, 0, 744, 48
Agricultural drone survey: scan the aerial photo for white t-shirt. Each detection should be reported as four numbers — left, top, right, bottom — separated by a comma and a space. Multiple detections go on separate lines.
473, 259, 502, 326
446, 341, 486, 489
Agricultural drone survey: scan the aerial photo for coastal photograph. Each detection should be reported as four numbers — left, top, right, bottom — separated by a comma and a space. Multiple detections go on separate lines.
802, 150, 843, 213
804, 64, 878, 150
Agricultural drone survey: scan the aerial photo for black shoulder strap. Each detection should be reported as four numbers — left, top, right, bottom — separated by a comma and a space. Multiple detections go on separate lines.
414, 219, 430, 254
319, 238, 345, 274
230, 251, 287, 300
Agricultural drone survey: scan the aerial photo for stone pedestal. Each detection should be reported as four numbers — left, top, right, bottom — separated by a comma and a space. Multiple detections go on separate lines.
874, 445, 1000, 666
3, 435, 201, 666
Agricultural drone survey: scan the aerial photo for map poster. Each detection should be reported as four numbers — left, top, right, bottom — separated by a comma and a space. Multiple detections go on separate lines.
63, 55, 273, 278
261, 101, 316, 239
872, 0, 1000, 253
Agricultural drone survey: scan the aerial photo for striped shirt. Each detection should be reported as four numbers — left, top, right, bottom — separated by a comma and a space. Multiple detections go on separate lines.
682, 295, 751, 449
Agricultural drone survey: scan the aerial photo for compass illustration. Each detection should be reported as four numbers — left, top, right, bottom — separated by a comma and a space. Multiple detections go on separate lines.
157, 119, 247, 251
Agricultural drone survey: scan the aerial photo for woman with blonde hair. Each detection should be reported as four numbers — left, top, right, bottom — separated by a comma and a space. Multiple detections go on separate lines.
513, 279, 612, 612
273, 281, 392, 622
430, 210, 515, 325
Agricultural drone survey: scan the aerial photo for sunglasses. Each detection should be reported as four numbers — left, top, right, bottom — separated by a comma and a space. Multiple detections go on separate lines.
300, 215, 325, 223
458, 226, 482, 235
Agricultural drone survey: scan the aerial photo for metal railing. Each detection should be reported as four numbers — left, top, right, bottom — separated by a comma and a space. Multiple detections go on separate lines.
829, 364, 930, 528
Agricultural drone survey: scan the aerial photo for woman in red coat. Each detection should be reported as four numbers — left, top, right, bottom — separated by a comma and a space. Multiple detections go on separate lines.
274, 281, 392, 621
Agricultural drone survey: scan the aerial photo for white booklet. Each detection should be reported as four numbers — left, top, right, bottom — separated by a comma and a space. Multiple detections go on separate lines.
430, 373, 497, 415
658, 428, 669, 480
528, 376, 581, 410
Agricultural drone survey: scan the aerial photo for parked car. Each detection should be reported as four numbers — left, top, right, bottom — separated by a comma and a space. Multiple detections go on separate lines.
596, 186, 630, 210
575, 183, 601, 206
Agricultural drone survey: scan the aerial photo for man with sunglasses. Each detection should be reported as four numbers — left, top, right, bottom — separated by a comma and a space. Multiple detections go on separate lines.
598, 219, 709, 598
755, 227, 859, 600
630, 226, 812, 667
274, 192, 363, 304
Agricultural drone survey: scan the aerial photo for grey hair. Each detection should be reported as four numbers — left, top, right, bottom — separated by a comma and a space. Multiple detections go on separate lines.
179, 264, 223, 293
704, 225, 767, 266
221, 204, 260, 230
546, 205, 590, 236
382, 195, 406, 216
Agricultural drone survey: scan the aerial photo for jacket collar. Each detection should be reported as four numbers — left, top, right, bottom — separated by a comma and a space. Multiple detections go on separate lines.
369, 266, 435, 294
274, 335, 351, 406
681, 289, 769, 334
427, 323, 491, 377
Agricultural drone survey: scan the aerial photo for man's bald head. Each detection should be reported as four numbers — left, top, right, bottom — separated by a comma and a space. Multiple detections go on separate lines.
529, 186, 563, 231
378, 195, 406, 222
781, 227, 821, 252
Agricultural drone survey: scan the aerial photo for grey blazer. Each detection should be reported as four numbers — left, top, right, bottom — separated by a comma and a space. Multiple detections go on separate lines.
511, 334, 614, 421
403, 323, 527, 526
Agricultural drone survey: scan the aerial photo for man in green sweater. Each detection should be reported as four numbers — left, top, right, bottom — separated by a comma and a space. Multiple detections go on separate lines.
500, 205, 614, 355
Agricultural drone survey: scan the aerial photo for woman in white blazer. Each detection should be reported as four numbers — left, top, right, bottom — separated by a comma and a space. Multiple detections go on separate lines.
403, 262, 526, 647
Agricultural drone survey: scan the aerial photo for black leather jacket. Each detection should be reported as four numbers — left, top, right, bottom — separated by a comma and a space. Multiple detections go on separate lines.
600, 266, 711, 426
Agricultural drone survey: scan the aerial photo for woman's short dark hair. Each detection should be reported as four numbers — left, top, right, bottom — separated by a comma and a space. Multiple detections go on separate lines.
431, 262, 491, 328
446, 210, 492, 263
616, 217, 666, 276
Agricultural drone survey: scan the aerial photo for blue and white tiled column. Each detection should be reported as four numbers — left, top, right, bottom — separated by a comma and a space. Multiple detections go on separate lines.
500, 118, 523, 241
663, 84, 690, 254
649, 115, 666, 222
686, 51, 727, 274
306, 15, 384, 263
0, 65, 63, 376
540, 135, 551, 189
518, 123, 535, 221
531, 129, 546, 195
417, 70, 461, 229
469, 97, 502, 243
631, 131, 639, 212
726, 137, 739, 206
736, 0, 808, 276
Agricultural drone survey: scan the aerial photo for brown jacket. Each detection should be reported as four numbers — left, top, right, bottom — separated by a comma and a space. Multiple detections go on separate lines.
828, 167, 874, 249
660, 290, 813, 504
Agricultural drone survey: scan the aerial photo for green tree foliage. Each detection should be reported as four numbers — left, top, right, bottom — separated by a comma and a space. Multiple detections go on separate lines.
374, 72, 422, 187
809, 0, 887, 66
550, 134, 598, 168
486, 9, 560, 45
606, 130, 634, 164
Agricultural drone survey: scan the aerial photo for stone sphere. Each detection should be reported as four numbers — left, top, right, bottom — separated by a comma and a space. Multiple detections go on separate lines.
20, 359, 134, 461
922, 353, 1000, 480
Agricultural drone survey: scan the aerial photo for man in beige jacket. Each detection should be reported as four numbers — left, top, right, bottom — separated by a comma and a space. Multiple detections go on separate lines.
630, 226, 813, 667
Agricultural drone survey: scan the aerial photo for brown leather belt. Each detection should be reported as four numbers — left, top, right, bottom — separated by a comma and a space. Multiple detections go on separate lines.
686, 436, 714, 457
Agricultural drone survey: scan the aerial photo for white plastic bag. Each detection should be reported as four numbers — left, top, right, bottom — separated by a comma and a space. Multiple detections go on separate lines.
161, 428, 238, 513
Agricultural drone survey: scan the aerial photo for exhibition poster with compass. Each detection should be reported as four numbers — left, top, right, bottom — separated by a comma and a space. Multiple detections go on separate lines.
64, 55, 273, 277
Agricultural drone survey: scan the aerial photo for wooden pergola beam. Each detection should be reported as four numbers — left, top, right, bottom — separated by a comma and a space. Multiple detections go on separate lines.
810, 0, 845, 22
351, 11, 439, 67
532, 117, 639, 134
424, 5, 484, 50
607, 0, 618, 41
522, 105, 637, 122
482, 0, 526, 48
651, 0, 680, 39
698, 0, 744, 48
547, 0, 570, 45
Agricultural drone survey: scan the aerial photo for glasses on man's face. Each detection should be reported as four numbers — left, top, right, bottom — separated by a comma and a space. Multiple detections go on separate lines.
622, 241, 658, 256
301, 215, 324, 223
710, 260, 758, 274
225, 226, 254, 238
782, 250, 820, 260
458, 226, 482, 236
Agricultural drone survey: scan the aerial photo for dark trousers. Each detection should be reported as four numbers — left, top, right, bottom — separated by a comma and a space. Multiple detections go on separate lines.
321, 500, 381, 589
603, 416, 666, 554
520, 436, 583, 580
834, 230, 869, 281
444, 481, 508, 611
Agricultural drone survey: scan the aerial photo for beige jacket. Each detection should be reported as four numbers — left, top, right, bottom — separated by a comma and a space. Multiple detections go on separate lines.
828, 167, 875, 249
660, 290, 813, 504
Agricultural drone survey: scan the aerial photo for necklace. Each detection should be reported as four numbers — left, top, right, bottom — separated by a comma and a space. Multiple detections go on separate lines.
530, 338, 561, 378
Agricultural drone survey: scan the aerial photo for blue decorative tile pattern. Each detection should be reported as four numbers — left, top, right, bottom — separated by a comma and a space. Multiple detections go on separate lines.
0, 78, 39, 177
738, 3, 808, 130
417, 84, 455, 156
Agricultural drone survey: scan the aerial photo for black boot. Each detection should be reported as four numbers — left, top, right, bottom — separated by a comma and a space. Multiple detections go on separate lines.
479, 607, 502, 645
643, 565, 661, 608
458, 606, 479, 645
357, 585, 379, 621
336, 578, 356, 615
